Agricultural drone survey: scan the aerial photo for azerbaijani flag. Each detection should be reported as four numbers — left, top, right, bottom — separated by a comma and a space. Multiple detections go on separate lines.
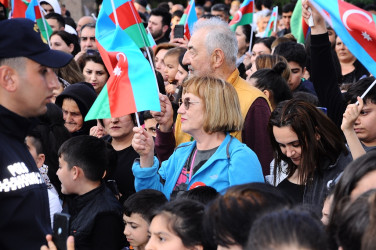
263, 6, 278, 37
229, 0, 253, 32
25, 0, 52, 43
85, 4, 160, 120
290, 0, 309, 43
178, 0, 198, 40
147, 28, 157, 50
11, 0, 29, 18
99, 0, 150, 48
310, 0, 376, 77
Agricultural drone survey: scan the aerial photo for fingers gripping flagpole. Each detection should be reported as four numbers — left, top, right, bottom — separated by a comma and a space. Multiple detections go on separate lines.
356, 79, 376, 105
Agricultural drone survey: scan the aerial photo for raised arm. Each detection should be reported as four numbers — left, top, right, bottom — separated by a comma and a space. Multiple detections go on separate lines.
303, 0, 346, 128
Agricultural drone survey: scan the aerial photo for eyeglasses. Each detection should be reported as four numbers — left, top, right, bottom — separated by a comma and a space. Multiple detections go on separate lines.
179, 98, 200, 110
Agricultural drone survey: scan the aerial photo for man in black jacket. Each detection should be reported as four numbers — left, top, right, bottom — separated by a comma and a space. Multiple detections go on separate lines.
0, 18, 72, 249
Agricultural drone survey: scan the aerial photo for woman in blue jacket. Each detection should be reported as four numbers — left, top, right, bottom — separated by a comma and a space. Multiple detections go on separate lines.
132, 76, 264, 199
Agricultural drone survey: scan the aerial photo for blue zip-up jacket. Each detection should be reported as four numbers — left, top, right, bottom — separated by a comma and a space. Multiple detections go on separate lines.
133, 134, 264, 199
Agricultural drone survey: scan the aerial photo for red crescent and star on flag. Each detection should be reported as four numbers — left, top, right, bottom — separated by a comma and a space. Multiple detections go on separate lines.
339, 1, 376, 60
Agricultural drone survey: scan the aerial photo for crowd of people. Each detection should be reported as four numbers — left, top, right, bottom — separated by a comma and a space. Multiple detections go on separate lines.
1, 0, 376, 249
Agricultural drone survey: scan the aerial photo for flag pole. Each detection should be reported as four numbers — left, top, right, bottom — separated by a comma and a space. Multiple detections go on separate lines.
38, 2, 51, 47
110, 0, 119, 26
128, 1, 158, 125
248, 24, 253, 53
356, 79, 376, 105
273, 6, 278, 33
129, 2, 161, 96
184, 0, 193, 28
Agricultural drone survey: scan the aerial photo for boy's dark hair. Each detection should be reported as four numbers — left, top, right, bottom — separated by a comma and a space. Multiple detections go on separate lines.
123, 189, 167, 223
274, 41, 307, 69
153, 199, 207, 249
292, 91, 319, 106
172, 10, 184, 18
336, 189, 376, 250
246, 208, 328, 250
177, 186, 219, 205
204, 183, 292, 248
282, 3, 295, 13
156, 2, 170, 12
255, 0, 262, 10
211, 3, 229, 15
150, 8, 172, 27
45, 13, 65, 29
345, 76, 376, 104
143, 110, 153, 121
261, 0, 272, 9
58, 135, 109, 181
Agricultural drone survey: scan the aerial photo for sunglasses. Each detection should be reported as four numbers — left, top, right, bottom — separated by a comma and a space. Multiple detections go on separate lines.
178, 98, 200, 110
86, 49, 100, 56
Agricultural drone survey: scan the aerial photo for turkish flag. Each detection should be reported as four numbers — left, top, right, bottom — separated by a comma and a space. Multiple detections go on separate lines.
338, 0, 376, 61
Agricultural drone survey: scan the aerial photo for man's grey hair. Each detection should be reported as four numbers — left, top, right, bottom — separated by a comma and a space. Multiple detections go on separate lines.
192, 18, 238, 67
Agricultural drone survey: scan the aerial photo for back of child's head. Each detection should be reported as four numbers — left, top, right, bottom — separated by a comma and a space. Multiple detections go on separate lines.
336, 189, 376, 250
152, 199, 207, 249
204, 183, 292, 248
246, 208, 328, 250
177, 186, 219, 205
345, 76, 376, 104
250, 61, 292, 105
164, 47, 186, 61
58, 135, 109, 181
292, 91, 319, 106
273, 41, 306, 69
123, 189, 167, 223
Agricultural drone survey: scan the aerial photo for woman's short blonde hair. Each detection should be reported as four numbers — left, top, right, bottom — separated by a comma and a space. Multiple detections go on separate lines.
182, 76, 243, 134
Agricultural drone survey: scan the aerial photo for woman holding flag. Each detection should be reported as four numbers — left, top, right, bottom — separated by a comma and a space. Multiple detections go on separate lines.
132, 76, 264, 200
